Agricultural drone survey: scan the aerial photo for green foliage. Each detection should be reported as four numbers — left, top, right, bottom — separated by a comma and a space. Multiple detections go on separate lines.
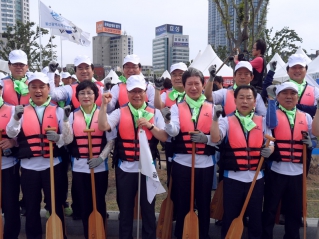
265, 27, 303, 62
211, 45, 229, 60
0, 21, 57, 72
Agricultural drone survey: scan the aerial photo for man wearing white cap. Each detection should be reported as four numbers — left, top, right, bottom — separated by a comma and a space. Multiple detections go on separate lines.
98, 75, 167, 239
0, 81, 21, 238
204, 61, 267, 116
53, 70, 61, 87
6, 72, 72, 239
1, 49, 30, 105
153, 62, 187, 184
107, 54, 155, 113
71, 74, 78, 84
49, 55, 104, 111
262, 82, 316, 239
61, 72, 72, 86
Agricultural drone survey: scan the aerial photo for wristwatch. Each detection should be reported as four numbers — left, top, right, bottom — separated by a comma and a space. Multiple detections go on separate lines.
148, 124, 155, 130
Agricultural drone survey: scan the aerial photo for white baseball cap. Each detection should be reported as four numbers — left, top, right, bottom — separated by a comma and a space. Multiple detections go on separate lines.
287, 54, 307, 67
170, 62, 188, 73
28, 72, 50, 84
71, 74, 78, 80
123, 54, 140, 65
74, 55, 92, 67
275, 82, 298, 96
9, 49, 28, 65
126, 75, 146, 91
54, 70, 60, 76
234, 61, 253, 73
61, 72, 71, 79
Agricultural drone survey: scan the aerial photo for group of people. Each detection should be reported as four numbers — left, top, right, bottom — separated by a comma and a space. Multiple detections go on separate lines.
0, 40, 318, 239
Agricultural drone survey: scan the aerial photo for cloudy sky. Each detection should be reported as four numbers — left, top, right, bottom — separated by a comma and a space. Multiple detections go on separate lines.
30, 0, 319, 67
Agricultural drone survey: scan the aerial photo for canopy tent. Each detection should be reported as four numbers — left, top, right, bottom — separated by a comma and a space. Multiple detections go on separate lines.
160, 70, 171, 79
191, 50, 202, 66
190, 45, 234, 86
0, 59, 10, 74
104, 69, 121, 84
266, 53, 286, 72
307, 56, 319, 81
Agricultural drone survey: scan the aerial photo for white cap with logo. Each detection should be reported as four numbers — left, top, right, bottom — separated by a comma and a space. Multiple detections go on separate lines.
9, 49, 28, 65
61, 72, 71, 79
287, 54, 307, 67
126, 75, 146, 91
170, 62, 188, 73
28, 72, 50, 84
74, 55, 92, 67
275, 82, 298, 96
123, 54, 140, 65
234, 61, 253, 73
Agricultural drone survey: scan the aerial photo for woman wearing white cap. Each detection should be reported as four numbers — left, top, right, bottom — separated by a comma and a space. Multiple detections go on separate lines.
6, 72, 72, 239
98, 75, 167, 239
163, 67, 216, 239
262, 82, 316, 239
107, 54, 155, 113
0, 82, 21, 238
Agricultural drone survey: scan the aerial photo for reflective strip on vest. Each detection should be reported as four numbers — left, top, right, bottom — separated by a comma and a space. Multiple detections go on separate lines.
2, 77, 30, 105
117, 105, 154, 161
177, 101, 213, 155
224, 90, 236, 116
118, 83, 149, 107
227, 115, 263, 171
20, 105, 58, 158
299, 84, 315, 106
72, 108, 104, 158
273, 109, 308, 163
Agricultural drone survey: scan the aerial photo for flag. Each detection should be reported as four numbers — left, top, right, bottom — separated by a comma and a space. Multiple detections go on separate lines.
51, 28, 91, 47
139, 129, 166, 203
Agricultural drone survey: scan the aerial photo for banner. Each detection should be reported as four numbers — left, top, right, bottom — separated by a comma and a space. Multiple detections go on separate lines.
139, 129, 166, 203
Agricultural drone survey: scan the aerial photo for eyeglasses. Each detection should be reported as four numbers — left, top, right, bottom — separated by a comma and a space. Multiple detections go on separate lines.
128, 90, 145, 95
78, 91, 94, 96
11, 63, 26, 68
124, 65, 139, 70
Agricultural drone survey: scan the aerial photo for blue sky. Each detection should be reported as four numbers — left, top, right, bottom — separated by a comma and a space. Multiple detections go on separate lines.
31, 0, 319, 67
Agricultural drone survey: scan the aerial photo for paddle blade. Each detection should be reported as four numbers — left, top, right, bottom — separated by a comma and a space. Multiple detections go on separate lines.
157, 196, 174, 239
210, 181, 224, 220
182, 211, 199, 239
45, 214, 63, 239
88, 211, 106, 239
225, 217, 243, 239
156, 198, 167, 238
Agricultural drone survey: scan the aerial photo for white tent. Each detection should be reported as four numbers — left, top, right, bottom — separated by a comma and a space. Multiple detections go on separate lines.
266, 53, 286, 72
190, 45, 234, 86
191, 50, 202, 66
160, 70, 171, 79
104, 69, 121, 84
0, 59, 9, 74
307, 56, 319, 80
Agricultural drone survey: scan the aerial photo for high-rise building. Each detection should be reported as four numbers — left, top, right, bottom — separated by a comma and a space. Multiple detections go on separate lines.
208, 0, 266, 52
92, 20, 133, 70
152, 24, 189, 75
0, 0, 30, 32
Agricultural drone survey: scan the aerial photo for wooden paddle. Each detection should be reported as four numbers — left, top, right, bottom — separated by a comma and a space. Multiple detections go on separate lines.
302, 138, 307, 239
84, 129, 106, 239
210, 180, 224, 220
225, 135, 275, 239
0, 129, 3, 239
156, 171, 174, 239
182, 141, 199, 239
45, 127, 63, 239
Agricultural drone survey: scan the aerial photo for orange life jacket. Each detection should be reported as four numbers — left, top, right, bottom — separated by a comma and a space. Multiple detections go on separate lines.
269, 109, 308, 163
221, 114, 263, 171
71, 82, 102, 110
173, 100, 215, 155
16, 104, 60, 159
68, 107, 106, 159
299, 84, 315, 106
224, 89, 236, 116
165, 89, 185, 107
0, 104, 13, 156
118, 83, 149, 108
115, 104, 158, 161
2, 76, 30, 105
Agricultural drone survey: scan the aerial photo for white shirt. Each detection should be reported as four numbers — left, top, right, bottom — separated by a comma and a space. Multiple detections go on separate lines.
218, 115, 273, 182
107, 106, 165, 173
66, 112, 116, 174
107, 83, 155, 113
6, 105, 66, 171
164, 104, 216, 168
212, 88, 267, 116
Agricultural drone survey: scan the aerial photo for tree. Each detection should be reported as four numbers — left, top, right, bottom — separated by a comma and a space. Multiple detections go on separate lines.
211, 45, 229, 60
0, 21, 57, 72
211, 0, 269, 53
264, 27, 303, 62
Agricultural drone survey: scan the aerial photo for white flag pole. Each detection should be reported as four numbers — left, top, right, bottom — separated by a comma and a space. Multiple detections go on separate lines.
38, 0, 42, 69
60, 36, 63, 69
50, 29, 53, 61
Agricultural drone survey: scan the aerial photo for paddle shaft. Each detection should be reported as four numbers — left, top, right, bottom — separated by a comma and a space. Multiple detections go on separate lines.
238, 136, 274, 219
215, 55, 231, 75
190, 142, 195, 212
302, 144, 307, 239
